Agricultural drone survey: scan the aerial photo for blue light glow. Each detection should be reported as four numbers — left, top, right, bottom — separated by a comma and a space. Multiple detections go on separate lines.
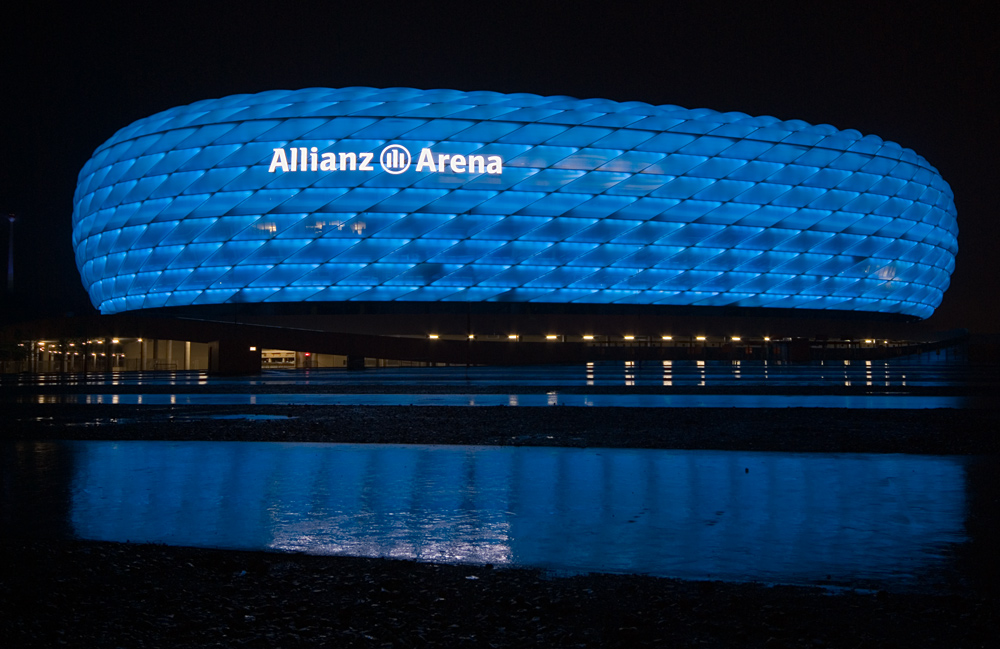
73, 88, 958, 317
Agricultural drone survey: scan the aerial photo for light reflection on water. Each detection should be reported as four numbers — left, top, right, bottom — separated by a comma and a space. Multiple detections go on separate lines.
1, 441, 970, 589
20, 392, 981, 408
1, 355, 994, 391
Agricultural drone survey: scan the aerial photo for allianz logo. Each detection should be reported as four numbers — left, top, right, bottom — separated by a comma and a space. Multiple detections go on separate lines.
268, 144, 503, 175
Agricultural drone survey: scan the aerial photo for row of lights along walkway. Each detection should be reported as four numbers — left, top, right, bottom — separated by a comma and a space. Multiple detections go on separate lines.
426, 334, 892, 344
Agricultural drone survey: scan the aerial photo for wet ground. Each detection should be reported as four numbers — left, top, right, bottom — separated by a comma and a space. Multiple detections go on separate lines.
4, 538, 998, 649
8, 403, 999, 455
1, 440, 977, 592
11, 391, 993, 408
3, 356, 995, 391
2, 358, 998, 647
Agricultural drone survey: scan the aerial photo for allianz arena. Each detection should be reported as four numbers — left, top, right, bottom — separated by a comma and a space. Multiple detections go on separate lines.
72, 88, 957, 321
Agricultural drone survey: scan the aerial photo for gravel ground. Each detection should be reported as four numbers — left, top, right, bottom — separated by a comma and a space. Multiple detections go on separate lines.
3, 403, 999, 647
6, 403, 1000, 455
2, 539, 998, 649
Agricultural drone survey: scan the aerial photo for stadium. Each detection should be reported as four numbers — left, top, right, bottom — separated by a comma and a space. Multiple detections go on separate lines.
53, 88, 962, 371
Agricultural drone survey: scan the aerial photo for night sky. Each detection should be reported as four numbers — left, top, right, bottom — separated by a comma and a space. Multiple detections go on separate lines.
2, 2, 996, 331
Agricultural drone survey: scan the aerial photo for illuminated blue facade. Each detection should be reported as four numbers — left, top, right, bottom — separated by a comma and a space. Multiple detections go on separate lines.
72, 88, 957, 318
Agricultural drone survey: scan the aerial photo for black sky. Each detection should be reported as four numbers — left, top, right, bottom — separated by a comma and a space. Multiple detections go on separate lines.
2, 1, 997, 331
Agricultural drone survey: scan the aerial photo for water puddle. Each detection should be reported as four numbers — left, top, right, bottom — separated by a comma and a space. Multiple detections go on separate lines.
2, 440, 981, 592
3, 355, 992, 390
21, 414, 296, 426
17, 393, 980, 408
171, 414, 297, 421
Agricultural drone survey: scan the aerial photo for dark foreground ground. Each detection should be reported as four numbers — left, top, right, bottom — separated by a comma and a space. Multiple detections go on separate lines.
7, 403, 1000, 455
1, 539, 998, 649
3, 404, 999, 647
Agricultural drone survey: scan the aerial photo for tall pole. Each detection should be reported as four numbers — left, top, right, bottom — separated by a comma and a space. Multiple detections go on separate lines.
6, 214, 14, 293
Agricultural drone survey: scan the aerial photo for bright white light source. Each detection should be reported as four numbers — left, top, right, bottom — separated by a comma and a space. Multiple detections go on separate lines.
583, 335, 594, 340
546, 335, 557, 340
428, 334, 439, 339
623, 335, 635, 340
732, 336, 741, 342
662, 335, 672, 340
696, 336, 707, 341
